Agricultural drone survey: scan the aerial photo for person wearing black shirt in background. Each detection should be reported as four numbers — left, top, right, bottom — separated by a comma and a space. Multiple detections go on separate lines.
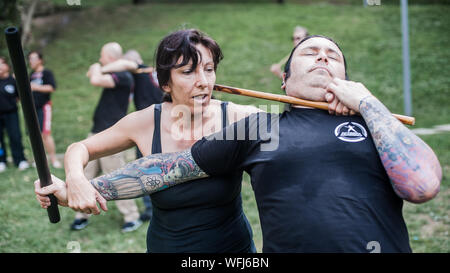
69, 42, 142, 233
28, 51, 61, 169
0, 57, 28, 172
101, 49, 164, 222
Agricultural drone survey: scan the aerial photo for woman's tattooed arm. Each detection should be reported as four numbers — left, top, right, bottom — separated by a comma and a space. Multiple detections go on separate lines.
359, 97, 442, 203
90, 149, 208, 200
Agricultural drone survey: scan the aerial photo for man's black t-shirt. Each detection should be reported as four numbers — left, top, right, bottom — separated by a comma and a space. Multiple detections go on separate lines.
30, 69, 56, 109
0, 76, 18, 114
91, 71, 134, 133
191, 108, 412, 253
133, 64, 163, 110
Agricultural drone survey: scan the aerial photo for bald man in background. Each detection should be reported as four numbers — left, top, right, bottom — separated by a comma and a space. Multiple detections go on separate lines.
101, 49, 163, 113
69, 42, 142, 232
101, 49, 164, 222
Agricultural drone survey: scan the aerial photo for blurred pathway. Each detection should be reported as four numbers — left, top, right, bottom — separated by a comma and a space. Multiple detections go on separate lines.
411, 124, 450, 135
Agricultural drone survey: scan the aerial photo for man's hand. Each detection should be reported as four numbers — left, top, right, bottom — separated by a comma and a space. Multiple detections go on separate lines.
34, 175, 68, 208
66, 172, 108, 215
86, 63, 102, 78
135, 66, 154, 74
30, 83, 54, 93
270, 63, 283, 78
325, 92, 356, 116
30, 83, 39, 91
87, 63, 115, 88
326, 78, 374, 113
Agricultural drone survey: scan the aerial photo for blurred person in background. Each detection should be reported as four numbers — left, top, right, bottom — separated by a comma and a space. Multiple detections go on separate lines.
0, 57, 29, 172
101, 49, 165, 222
28, 51, 60, 169
69, 42, 142, 233
270, 25, 308, 79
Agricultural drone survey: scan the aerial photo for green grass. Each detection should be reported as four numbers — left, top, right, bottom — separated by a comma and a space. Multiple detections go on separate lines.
0, 2, 449, 252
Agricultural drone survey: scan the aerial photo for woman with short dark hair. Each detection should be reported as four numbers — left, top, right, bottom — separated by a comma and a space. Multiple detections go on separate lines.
44, 29, 261, 253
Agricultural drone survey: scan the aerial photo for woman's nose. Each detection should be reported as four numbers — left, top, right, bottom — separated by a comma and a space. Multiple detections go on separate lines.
196, 70, 208, 88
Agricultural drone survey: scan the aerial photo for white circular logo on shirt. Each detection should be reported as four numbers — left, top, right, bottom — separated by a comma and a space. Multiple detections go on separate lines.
334, 122, 367, 143
4, 84, 15, 94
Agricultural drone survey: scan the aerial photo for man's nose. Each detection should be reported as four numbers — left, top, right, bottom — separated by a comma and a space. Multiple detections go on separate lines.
316, 51, 328, 64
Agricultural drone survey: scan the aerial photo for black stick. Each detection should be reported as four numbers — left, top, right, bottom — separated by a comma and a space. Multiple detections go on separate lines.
5, 27, 60, 223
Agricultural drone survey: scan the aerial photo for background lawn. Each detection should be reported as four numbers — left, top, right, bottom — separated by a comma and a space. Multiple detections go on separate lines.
0, 1, 448, 253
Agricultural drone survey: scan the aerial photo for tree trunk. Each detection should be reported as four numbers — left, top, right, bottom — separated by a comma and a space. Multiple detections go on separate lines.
20, 0, 39, 46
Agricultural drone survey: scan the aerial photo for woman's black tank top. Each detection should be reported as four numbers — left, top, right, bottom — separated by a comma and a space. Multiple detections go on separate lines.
146, 102, 255, 253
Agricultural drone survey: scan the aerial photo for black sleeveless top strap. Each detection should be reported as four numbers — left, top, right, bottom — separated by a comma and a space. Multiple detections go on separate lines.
152, 103, 162, 154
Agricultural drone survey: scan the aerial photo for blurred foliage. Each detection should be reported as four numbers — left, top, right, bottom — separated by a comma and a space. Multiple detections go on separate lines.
0, 0, 20, 57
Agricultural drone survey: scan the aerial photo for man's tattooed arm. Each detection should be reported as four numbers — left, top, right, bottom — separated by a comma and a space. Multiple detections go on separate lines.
359, 97, 442, 203
90, 149, 208, 200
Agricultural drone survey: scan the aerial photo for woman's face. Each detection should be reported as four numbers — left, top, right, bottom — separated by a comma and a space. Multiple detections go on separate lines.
162, 44, 216, 115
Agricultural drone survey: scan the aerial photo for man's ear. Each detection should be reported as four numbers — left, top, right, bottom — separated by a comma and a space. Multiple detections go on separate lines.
281, 73, 287, 90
